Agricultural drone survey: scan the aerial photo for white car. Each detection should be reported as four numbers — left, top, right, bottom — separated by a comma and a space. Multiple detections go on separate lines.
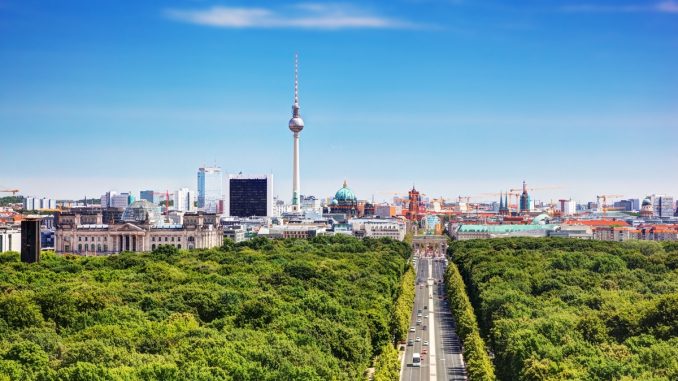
424, 315, 429, 319
423, 341, 429, 346
415, 337, 421, 342
410, 327, 416, 332
417, 313, 422, 317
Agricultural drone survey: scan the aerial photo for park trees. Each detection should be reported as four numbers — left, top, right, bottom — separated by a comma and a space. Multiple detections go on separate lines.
0, 236, 411, 380
449, 238, 678, 381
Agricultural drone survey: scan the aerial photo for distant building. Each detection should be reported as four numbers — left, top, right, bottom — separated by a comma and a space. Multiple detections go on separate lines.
519, 181, 532, 214
407, 187, 422, 221
329, 181, 358, 217
224, 226, 245, 243
451, 223, 558, 240
197, 166, 224, 213
174, 188, 196, 212
101, 191, 133, 209
55, 200, 221, 254
261, 224, 326, 239
653, 195, 675, 218
301, 195, 322, 213
140, 190, 161, 204
593, 226, 637, 242
375, 204, 400, 218
23, 197, 56, 210
226, 174, 273, 217
559, 199, 577, 215
0, 226, 20, 252
640, 197, 654, 218
614, 199, 640, 212
548, 225, 593, 239
41, 230, 55, 249
498, 191, 510, 215
351, 218, 406, 240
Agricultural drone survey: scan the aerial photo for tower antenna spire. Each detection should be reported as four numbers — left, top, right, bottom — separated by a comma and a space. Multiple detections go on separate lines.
293, 52, 300, 116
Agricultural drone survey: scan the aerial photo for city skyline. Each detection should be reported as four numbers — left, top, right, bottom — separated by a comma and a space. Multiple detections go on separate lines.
2, 0, 677, 201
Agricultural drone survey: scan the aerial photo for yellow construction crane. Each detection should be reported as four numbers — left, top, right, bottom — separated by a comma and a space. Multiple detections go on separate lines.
596, 194, 624, 218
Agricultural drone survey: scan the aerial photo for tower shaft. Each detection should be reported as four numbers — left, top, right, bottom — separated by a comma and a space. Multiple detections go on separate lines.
292, 132, 300, 211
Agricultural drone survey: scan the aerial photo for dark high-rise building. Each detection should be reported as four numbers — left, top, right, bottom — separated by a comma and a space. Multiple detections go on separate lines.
227, 174, 273, 217
21, 219, 41, 263
519, 180, 532, 214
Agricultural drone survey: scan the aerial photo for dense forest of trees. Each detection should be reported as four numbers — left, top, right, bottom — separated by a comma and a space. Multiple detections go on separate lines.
449, 238, 678, 381
443, 261, 495, 381
0, 236, 411, 380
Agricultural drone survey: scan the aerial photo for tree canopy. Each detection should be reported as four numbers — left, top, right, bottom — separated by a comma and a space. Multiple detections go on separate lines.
0, 236, 411, 380
449, 238, 678, 381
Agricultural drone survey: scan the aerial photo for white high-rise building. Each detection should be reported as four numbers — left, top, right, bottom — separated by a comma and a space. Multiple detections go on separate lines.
101, 191, 131, 208
288, 54, 305, 213
174, 188, 196, 212
24, 197, 57, 210
23, 197, 36, 210
197, 166, 224, 214
559, 199, 577, 216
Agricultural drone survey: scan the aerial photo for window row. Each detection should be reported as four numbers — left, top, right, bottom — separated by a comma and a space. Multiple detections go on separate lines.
151, 236, 181, 242
77, 244, 108, 252
78, 236, 108, 242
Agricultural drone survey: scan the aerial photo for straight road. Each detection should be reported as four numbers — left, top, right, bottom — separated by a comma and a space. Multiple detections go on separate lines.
401, 255, 467, 381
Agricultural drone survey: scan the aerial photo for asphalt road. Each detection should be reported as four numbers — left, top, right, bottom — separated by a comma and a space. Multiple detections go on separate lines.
401, 256, 467, 381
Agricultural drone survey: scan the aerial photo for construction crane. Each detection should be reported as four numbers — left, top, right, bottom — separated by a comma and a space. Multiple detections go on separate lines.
0, 189, 20, 196
457, 195, 472, 203
596, 194, 624, 218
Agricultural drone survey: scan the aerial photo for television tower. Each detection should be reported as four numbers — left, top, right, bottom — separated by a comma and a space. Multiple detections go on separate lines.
288, 53, 305, 212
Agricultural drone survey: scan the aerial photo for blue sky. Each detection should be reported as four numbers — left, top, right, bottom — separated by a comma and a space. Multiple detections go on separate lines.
1, 0, 677, 203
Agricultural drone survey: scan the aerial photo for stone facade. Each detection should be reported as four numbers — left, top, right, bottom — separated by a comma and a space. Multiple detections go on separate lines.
55, 210, 221, 254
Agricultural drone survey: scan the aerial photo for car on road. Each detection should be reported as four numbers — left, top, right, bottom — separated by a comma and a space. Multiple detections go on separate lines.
417, 313, 422, 317
415, 336, 421, 342
409, 327, 415, 332
407, 339, 414, 346
417, 319, 422, 325
412, 353, 421, 367
424, 315, 429, 319
423, 341, 429, 346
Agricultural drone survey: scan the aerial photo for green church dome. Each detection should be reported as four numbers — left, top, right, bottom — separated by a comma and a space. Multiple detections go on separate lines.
333, 180, 357, 203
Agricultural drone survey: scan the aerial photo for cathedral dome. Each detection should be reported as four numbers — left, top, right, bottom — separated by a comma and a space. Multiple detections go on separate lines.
333, 180, 357, 203
642, 197, 652, 206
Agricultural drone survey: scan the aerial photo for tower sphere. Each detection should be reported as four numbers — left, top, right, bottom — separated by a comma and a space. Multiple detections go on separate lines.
289, 115, 304, 132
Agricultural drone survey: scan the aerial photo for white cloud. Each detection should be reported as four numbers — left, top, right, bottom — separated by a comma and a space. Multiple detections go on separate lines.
561, 1, 678, 14
164, 3, 419, 29
656, 0, 678, 12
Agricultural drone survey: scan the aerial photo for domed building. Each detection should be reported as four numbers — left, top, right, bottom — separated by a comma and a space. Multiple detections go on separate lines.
330, 180, 358, 217
121, 200, 163, 225
640, 197, 654, 218
55, 201, 222, 254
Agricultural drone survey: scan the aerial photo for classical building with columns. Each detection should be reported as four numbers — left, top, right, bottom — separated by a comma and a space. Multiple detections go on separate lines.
55, 200, 221, 254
